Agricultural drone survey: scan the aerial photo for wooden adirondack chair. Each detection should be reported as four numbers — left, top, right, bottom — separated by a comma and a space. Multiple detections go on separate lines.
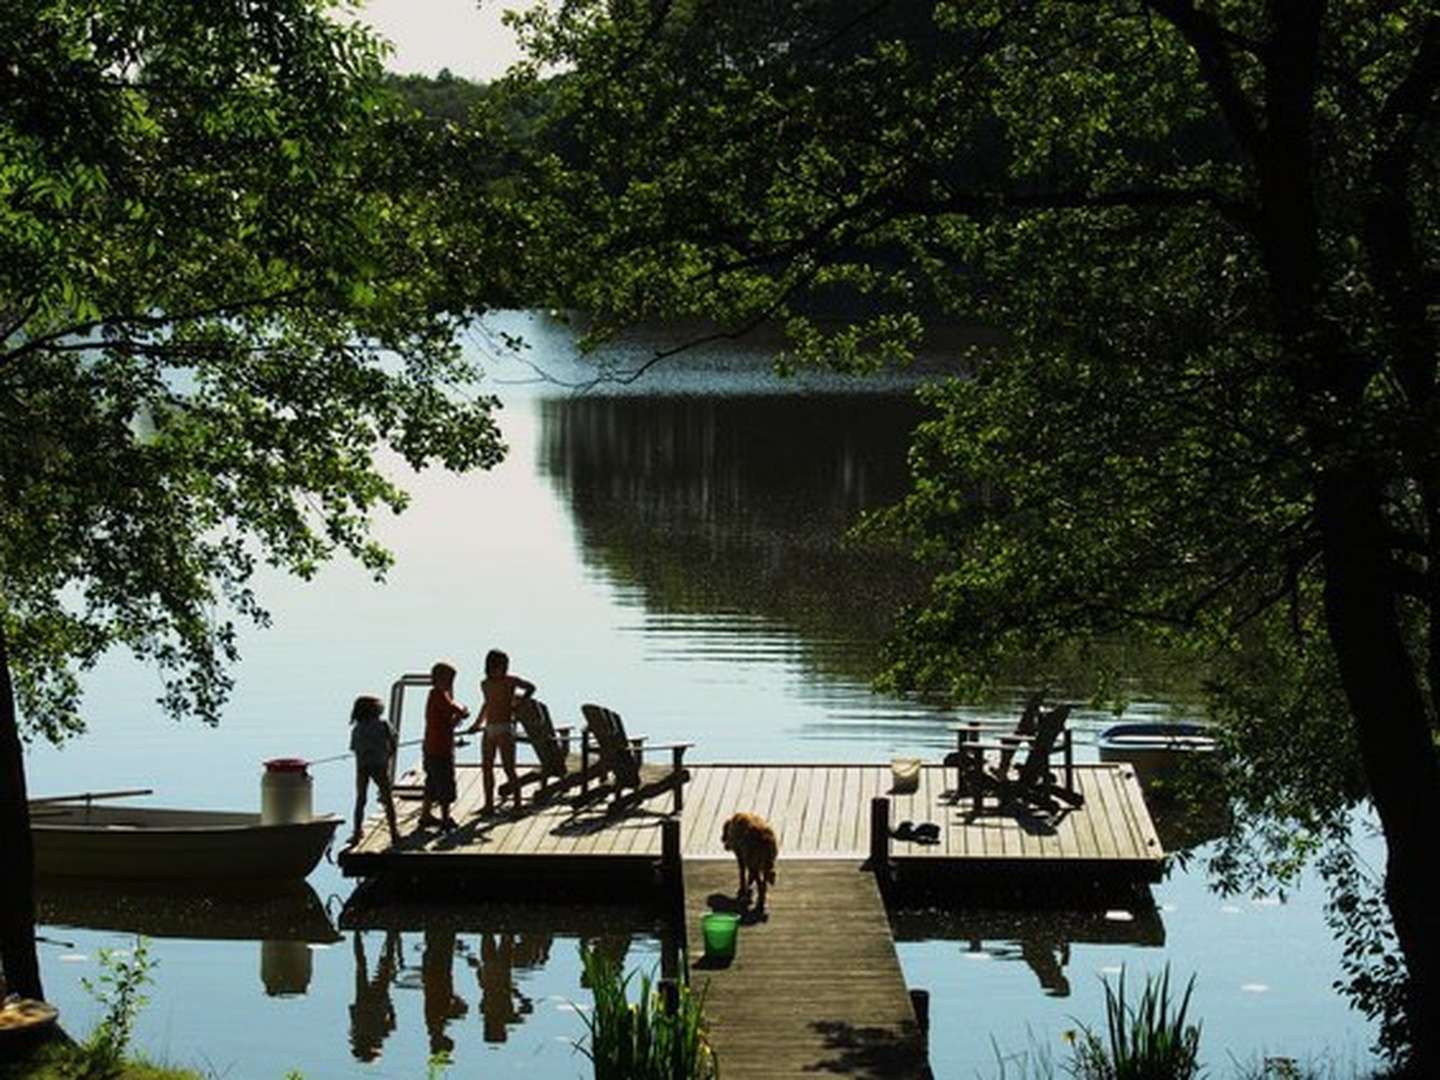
579, 703, 692, 814
949, 689, 1046, 798
954, 703, 1082, 814
498, 698, 591, 804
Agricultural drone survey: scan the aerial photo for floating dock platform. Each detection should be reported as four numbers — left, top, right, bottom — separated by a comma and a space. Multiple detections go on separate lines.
340, 762, 1163, 885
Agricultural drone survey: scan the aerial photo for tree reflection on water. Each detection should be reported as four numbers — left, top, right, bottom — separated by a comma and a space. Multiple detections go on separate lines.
539, 392, 928, 685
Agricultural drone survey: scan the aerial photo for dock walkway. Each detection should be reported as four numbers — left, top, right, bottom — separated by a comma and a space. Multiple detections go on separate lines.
683, 859, 926, 1079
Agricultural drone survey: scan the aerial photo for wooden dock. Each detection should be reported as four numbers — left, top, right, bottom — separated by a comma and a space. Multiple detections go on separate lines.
340, 762, 1163, 883
339, 761, 1162, 1079
683, 860, 926, 1079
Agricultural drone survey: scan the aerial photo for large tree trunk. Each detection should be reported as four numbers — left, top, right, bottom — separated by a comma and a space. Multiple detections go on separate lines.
1238, 6, 1440, 1065
1317, 471, 1440, 1076
0, 619, 41, 999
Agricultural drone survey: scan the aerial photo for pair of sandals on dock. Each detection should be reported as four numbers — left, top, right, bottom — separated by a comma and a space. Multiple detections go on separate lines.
891, 820, 940, 844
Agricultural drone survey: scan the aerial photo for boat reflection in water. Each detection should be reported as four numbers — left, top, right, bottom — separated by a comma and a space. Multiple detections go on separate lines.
36, 879, 340, 997
341, 898, 666, 1064
891, 905, 1166, 998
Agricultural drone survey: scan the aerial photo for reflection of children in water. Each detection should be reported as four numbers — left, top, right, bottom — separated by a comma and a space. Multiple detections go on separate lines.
467, 932, 541, 1042
349, 930, 401, 1062
352, 926, 559, 1056
511, 931, 553, 970
422, 927, 468, 1055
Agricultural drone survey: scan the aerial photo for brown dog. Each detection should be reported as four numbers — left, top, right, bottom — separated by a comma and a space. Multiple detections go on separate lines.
721, 812, 778, 912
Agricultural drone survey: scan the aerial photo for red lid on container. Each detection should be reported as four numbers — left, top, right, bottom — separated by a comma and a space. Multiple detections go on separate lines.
263, 757, 309, 774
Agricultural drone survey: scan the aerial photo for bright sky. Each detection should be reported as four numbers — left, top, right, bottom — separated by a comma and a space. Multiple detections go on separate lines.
354, 0, 533, 82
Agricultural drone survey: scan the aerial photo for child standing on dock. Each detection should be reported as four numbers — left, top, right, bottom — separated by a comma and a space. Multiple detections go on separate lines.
348, 694, 400, 847
420, 660, 468, 831
468, 649, 535, 816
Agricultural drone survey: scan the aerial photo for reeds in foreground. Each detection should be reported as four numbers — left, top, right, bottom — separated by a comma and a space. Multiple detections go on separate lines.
1069, 966, 1203, 1080
575, 945, 718, 1080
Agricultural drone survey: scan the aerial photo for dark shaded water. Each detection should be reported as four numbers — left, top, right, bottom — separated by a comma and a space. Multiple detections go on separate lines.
24, 313, 1377, 1077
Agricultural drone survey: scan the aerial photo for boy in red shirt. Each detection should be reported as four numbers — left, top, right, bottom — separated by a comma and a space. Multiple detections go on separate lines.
419, 660, 468, 831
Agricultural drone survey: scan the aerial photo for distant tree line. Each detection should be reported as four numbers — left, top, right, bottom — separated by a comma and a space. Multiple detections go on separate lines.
383, 69, 492, 128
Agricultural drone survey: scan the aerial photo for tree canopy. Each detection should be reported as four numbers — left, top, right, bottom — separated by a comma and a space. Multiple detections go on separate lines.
0, 0, 507, 998
489, 0, 1440, 1068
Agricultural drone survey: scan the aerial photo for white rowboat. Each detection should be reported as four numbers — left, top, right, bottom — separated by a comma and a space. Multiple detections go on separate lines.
1097, 722, 1218, 788
30, 799, 340, 882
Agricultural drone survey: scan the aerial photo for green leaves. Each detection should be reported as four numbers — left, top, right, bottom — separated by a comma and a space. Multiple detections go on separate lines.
79, 936, 157, 1077
576, 945, 717, 1080
1070, 966, 1204, 1080
0, 0, 507, 738
497, 2, 1436, 735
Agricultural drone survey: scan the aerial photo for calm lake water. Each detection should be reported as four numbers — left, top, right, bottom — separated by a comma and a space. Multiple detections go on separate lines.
25, 313, 1379, 1077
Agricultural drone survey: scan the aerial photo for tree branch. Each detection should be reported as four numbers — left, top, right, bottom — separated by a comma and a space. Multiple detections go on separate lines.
0, 297, 40, 348
1363, 16, 1440, 406
1143, 0, 1264, 159
904, 184, 1252, 224
0, 286, 314, 372
584, 271, 814, 388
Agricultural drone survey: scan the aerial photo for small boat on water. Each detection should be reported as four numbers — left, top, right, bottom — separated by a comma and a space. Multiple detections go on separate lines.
29, 788, 341, 882
1097, 721, 1219, 788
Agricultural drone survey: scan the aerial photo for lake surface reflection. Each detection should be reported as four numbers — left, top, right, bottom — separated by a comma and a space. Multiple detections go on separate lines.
338, 900, 669, 1063
25, 313, 1379, 1076
891, 906, 1168, 999
38, 882, 665, 1078
539, 392, 931, 696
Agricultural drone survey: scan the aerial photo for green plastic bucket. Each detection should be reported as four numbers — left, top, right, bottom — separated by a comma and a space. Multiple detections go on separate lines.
700, 912, 740, 960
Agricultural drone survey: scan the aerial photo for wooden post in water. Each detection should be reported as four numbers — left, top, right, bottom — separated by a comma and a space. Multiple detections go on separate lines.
910, 988, 931, 1072
661, 817, 683, 983
909, 987, 930, 1032
869, 796, 892, 891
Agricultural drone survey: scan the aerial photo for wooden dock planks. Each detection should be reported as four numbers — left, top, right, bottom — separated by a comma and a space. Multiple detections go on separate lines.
341, 763, 1164, 883
683, 860, 926, 1079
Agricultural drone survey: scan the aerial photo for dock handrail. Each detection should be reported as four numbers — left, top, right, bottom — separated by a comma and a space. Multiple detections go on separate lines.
386, 673, 434, 784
